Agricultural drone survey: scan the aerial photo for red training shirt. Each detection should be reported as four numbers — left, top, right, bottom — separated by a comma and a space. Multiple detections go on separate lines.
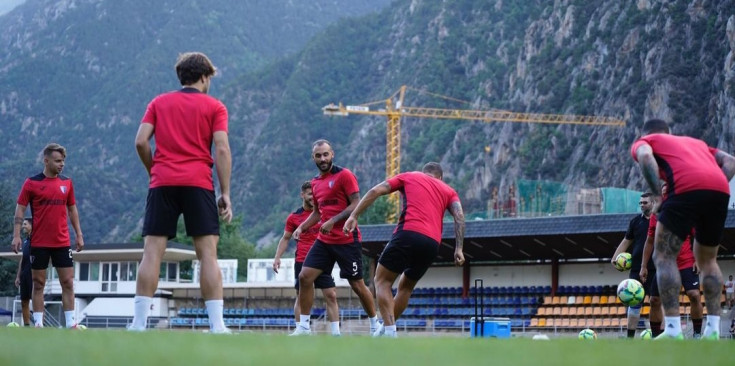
648, 214, 695, 270
631, 134, 729, 195
387, 171, 460, 243
285, 207, 322, 262
17, 173, 76, 248
311, 165, 361, 244
141, 88, 228, 190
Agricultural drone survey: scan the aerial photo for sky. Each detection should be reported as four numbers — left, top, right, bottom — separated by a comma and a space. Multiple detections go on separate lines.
0, 0, 25, 16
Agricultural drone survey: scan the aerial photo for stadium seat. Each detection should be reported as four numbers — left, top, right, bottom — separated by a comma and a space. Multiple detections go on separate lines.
591, 295, 600, 304
593, 318, 603, 327
600, 307, 609, 316
538, 318, 547, 327
543, 296, 553, 304
530, 318, 539, 327
602, 318, 611, 327
583, 296, 592, 304
561, 307, 569, 316
552, 307, 561, 316
593, 307, 601, 316
575, 296, 584, 304
584, 307, 593, 316
599, 296, 608, 305
569, 318, 579, 328
568, 307, 578, 316
567, 296, 576, 304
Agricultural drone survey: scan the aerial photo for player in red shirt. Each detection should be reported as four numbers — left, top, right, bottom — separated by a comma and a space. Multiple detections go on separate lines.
132, 52, 232, 333
273, 181, 340, 335
11, 143, 84, 328
631, 118, 735, 339
344, 162, 466, 337
290, 139, 378, 335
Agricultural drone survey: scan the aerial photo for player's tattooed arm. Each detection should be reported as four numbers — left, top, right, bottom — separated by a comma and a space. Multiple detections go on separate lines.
333, 192, 361, 223
449, 201, 465, 250
635, 144, 662, 195
714, 150, 735, 181
13, 217, 23, 225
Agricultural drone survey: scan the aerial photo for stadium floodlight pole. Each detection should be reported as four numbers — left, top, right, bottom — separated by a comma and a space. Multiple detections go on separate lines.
474, 278, 484, 337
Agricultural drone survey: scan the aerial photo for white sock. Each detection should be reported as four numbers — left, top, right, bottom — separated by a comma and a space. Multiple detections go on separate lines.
385, 324, 397, 332
330, 321, 340, 335
703, 315, 721, 336
205, 299, 226, 332
131, 295, 152, 330
64, 311, 75, 327
664, 316, 682, 336
33, 312, 43, 327
369, 316, 378, 328
299, 314, 311, 328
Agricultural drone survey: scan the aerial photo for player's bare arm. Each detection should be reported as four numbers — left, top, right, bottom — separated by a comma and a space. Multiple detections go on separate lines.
323, 192, 359, 234
714, 150, 735, 181
611, 238, 632, 266
11, 204, 26, 254
214, 131, 233, 223
134, 123, 155, 176
68, 204, 84, 252
449, 200, 465, 266
273, 230, 293, 273
294, 209, 320, 240
344, 182, 391, 234
640, 235, 654, 282
635, 144, 662, 196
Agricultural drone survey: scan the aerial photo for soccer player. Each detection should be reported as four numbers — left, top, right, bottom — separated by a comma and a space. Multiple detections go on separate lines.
725, 275, 734, 309
344, 162, 465, 338
131, 52, 232, 333
641, 182, 703, 338
290, 139, 378, 335
611, 193, 661, 338
631, 118, 735, 339
14, 218, 33, 326
11, 143, 84, 328
273, 181, 341, 336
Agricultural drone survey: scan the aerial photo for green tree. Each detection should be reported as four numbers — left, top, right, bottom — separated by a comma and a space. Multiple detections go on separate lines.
0, 183, 19, 295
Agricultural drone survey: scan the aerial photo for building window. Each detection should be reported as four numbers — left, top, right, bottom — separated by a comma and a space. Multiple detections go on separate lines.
89, 263, 100, 281
167, 262, 177, 282
121, 262, 137, 281
79, 263, 89, 281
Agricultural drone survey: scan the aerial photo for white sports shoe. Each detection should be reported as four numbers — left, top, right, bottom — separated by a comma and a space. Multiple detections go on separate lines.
289, 324, 311, 336
126, 325, 146, 332
372, 323, 384, 337
211, 327, 232, 334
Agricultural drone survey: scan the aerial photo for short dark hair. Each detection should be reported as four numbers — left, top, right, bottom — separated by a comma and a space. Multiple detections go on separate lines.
422, 162, 443, 178
640, 193, 652, 198
23, 217, 32, 223
43, 143, 66, 158
300, 181, 311, 192
312, 139, 331, 150
642, 119, 670, 135
175, 52, 216, 86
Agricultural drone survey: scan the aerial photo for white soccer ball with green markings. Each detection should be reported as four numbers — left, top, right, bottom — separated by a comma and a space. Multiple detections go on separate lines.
614, 252, 632, 271
578, 328, 597, 339
617, 278, 645, 306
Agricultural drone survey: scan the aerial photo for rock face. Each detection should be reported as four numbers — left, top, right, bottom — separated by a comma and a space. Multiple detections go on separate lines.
2, 0, 734, 243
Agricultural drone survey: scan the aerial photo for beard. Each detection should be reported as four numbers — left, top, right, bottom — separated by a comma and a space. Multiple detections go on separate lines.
316, 160, 332, 173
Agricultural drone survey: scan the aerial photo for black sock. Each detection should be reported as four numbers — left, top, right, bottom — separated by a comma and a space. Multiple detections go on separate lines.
627, 329, 636, 338
692, 318, 703, 334
650, 321, 663, 337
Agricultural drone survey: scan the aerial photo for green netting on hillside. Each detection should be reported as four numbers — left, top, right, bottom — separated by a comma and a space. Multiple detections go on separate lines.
517, 179, 567, 216
601, 187, 643, 213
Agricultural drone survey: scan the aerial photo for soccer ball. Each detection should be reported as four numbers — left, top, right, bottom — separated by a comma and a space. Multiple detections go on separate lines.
614, 252, 632, 271
640, 329, 652, 339
6, 322, 20, 328
578, 328, 597, 339
617, 278, 645, 306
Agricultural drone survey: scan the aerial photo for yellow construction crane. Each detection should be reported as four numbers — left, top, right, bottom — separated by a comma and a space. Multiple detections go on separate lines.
323, 85, 625, 222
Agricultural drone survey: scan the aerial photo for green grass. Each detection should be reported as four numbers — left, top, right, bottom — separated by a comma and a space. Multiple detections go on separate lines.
0, 328, 733, 366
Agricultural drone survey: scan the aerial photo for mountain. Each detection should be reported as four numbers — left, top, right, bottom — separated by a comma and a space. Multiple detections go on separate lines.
224, 0, 735, 242
0, 0, 392, 242
3, 0, 735, 247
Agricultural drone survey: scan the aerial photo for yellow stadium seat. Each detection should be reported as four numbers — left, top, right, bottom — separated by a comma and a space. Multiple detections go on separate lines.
641, 306, 650, 316
552, 296, 561, 305
538, 318, 546, 327
583, 296, 592, 304
599, 296, 608, 304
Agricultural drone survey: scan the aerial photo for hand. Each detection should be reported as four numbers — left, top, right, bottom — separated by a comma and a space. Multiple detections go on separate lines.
14, 276, 20, 288
320, 220, 334, 235
454, 250, 465, 266
651, 195, 662, 214
343, 217, 357, 235
692, 262, 698, 274
11, 237, 21, 254
639, 267, 648, 284
75, 235, 85, 252
292, 227, 303, 241
217, 194, 233, 223
273, 257, 281, 273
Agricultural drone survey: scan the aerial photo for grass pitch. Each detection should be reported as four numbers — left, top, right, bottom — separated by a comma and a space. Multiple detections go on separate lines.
1, 328, 732, 366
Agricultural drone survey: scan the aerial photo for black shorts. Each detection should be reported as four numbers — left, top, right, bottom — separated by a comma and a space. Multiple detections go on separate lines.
30, 246, 73, 270
302, 238, 364, 280
378, 230, 439, 281
658, 190, 729, 245
679, 266, 700, 292
142, 186, 219, 238
19, 270, 32, 300
629, 270, 656, 304
294, 261, 335, 290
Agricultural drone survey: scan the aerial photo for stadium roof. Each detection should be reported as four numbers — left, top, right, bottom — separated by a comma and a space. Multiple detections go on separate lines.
0, 242, 196, 262
359, 211, 735, 264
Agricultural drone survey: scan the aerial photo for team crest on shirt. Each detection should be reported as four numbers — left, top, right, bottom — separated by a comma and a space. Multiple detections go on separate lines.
328, 180, 334, 189
60, 186, 67, 194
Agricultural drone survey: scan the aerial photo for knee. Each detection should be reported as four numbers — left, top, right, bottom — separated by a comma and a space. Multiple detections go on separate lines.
33, 278, 46, 288
686, 291, 700, 302
649, 296, 661, 307
324, 290, 338, 304
298, 272, 312, 285
59, 277, 74, 289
